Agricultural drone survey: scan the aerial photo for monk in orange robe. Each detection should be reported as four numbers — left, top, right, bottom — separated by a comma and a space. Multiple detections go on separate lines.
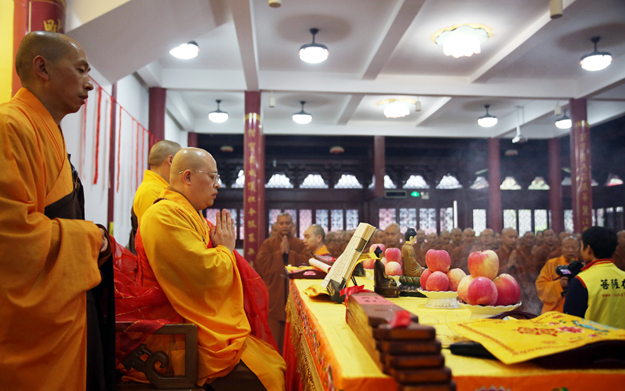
139, 148, 285, 390
128, 140, 181, 253
535, 236, 580, 314
303, 224, 329, 255
256, 213, 311, 353
450, 228, 475, 273
508, 232, 542, 314
0, 32, 111, 391
533, 229, 559, 265
496, 228, 518, 272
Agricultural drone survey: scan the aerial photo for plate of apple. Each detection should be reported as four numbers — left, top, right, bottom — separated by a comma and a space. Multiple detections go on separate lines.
457, 250, 522, 319
362, 245, 404, 281
417, 249, 465, 309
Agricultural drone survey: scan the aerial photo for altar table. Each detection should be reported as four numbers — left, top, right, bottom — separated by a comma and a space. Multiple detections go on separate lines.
283, 277, 625, 391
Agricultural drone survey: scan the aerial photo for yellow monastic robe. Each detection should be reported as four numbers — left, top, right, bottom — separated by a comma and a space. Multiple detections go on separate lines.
133, 169, 169, 221
140, 188, 285, 389
0, 88, 102, 391
315, 244, 329, 256
535, 255, 568, 313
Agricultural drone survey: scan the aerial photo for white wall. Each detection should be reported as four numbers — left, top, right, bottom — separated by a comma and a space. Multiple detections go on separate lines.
165, 112, 188, 148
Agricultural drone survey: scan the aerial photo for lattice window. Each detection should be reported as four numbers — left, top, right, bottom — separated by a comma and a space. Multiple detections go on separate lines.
518, 209, 532, 235
534, 209, 548, 232
346, 209, 359, 230
379, 208, 396, 230
266, 173, 294, 188
206, 209, 219, 225
268, 209, 281, 236
239, 209, 244, 240
316, 209, 329, 233
504, 209, 517, 230
607, 207, 614, 229
473, 209, 486, 232
330, 210, 344, 231
592, 209, 597, 226
440, 207, 454, 232
470, 176, 489, 190
218, 178, 225, 188
399, 208, 417, 234
500, 177, 522, 190
564, 210, 574, 232
299, 209, 312, 239
335, 174, 363, 189
384, 175, 396, 189
597, 208, 605, 227
617, 207, 624, 231
419, 208, 437, 234
528, 177, 549, 190
231, 169, 245, 188
403, 175, 430, 189
227, 209, 237, 239
436, 174, 463, 189
300, 174, 328, 189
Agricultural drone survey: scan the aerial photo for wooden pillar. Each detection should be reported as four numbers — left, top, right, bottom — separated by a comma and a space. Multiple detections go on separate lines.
148, 87, 166, 141
549, 137, 564, 233
244, 91, 264, 265
488, 138, 502, 232
374, 136, 385, 198
187, 132, 198, 148
107, 83, 117, 233
569, 98, 593, 233
13, 0, 65, 95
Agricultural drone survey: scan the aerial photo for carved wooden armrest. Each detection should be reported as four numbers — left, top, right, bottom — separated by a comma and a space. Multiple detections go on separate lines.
116, 322, 198, 389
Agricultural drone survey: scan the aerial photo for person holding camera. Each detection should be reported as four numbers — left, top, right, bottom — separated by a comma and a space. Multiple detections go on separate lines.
564, 227, 625, 329
536, 236, 580, 313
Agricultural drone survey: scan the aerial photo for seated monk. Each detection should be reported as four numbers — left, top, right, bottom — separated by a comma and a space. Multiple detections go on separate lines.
133, 148, 285, 390
303, 224, 329, 256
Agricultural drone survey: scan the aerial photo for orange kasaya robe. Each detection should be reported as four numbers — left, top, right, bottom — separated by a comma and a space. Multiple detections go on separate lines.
138, 188, 285, 389
314, 244, 329, 256
128, 170, 169, 253
0, 88, 102, 391
535, 255, 569, 314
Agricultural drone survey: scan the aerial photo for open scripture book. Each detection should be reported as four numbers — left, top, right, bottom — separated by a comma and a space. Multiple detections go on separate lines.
321, 222, 376, 299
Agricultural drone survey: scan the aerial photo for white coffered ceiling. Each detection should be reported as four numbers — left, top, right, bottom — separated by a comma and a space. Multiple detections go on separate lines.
66, 0, 625, 139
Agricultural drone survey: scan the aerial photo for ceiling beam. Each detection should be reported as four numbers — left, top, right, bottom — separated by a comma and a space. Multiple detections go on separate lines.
135, 62, 163, 88
414, 97, 452, 127
491, 101, 559, 138
469, 0, 578, 84
231, 0, 259, 91
166, 91, 195, 131
336, 94, 365, 125
361, 0, 425, 80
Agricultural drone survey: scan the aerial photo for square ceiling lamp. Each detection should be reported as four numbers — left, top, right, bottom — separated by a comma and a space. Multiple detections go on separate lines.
433, 24, 491, 58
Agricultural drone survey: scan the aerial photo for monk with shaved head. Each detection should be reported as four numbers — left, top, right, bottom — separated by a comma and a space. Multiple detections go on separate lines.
135, 148, 286, 389
128, 140, 181, 253
1, 32, 112, 390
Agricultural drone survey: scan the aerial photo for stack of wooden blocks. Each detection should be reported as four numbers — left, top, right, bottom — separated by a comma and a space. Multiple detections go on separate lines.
346, 292, 456, 391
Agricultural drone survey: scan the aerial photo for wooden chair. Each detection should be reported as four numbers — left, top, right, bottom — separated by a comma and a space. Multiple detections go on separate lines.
116, 321, 203, 391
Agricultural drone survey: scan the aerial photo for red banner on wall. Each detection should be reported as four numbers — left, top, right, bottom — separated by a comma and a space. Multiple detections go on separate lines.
572, 120, 593, 233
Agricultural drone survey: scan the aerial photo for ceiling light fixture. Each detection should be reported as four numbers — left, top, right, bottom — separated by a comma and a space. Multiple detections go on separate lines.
299, 28, 329, 64
169, 41, 199, 60
208, 100, 228, 123
580, 36, 612, 71
292, 101, 312, 124
512, 106, 527, 144
550, 0, 563, 19
415, 96, 422, 112
330, 146, 344, 154
477, 104, 497, 127
554, 100, 562, 116
377, 99, 416, 119
555, 110, 572, 129
432, 24, 491, 58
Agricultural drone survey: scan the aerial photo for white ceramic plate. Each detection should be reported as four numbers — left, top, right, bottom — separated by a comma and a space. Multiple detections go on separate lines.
458, 301, 522, 319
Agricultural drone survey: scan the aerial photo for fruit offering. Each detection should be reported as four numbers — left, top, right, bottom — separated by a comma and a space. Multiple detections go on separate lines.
458, 251, 521, 306
418, 250, 465, 292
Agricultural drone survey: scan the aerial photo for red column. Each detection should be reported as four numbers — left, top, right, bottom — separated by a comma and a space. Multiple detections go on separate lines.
187, 132, 198, 148
148, 87, 166, 141
374, 136, 385, 198
13, 0, 65, 95
107, 83, 117, 233
488, 138, 502, 232
549, 138, 563, 233
244, 91, 264, 266
569, 98, 593, 233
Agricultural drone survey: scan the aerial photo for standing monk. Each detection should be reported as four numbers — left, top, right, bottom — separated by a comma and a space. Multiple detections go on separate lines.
496, 228, 518, 272
139, 148, 285, 390
443, 228, 462, 255
256, 213, 311, 353
385, 223, 402, 249
611, 230, 625, 271
508, 232, 542, 314
451, 228, 475, 272
535, 236, 580, 314
533, 229, 558, 265
0, 32, 112, 390
128, 140, 181, 253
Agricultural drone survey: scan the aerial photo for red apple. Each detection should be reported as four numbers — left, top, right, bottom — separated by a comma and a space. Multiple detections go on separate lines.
466, 277, 498, 306
446, 268, 467, 292
385, 261, 402, 276
493, 273, 521, 306
425, 249, 451, 273
468, 250, 499, 280
420, 268, 432, 289
370, 243, 386, 255
426, 271, 450, 291
381, 257, 389, 266
362, 259, 376, 269
457, 275, 475, 302
385, 248, 402, 264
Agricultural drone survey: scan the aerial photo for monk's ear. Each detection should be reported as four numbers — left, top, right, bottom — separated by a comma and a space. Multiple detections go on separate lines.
181, 170, 192, 185
32, 56, 51, 81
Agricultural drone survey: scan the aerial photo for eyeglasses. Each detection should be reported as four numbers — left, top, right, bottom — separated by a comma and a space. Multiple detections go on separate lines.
178, 170, 220, 182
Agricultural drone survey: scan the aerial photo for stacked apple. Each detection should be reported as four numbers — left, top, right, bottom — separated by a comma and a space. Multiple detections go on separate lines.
457, 250, 521, 306
384, 247, 402, 276
420, 250, 466, 291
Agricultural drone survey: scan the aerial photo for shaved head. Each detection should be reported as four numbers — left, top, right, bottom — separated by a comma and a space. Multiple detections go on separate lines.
16, 31, 78, 83
149, 140, 181, 167
170, 148, 220, 211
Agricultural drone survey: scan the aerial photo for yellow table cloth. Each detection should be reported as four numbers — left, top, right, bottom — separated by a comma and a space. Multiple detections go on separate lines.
286, 277, 625, 391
